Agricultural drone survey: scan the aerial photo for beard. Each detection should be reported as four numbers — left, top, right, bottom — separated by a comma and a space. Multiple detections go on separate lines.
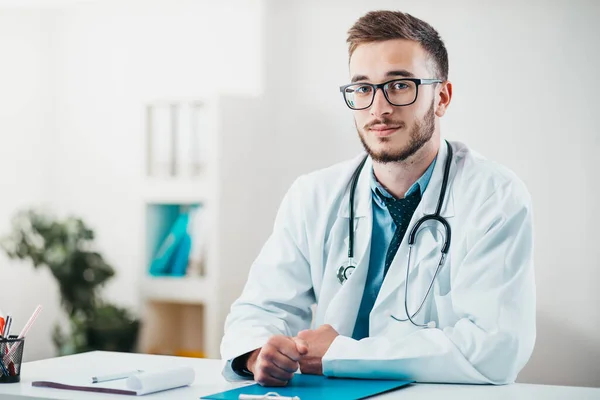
358, 101, 435, 164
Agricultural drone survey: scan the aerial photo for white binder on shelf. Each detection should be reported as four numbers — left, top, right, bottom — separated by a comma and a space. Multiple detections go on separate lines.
146, 102, 174, 178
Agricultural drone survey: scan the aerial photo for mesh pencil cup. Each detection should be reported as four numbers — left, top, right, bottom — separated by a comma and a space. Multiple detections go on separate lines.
0, 336, 25, 383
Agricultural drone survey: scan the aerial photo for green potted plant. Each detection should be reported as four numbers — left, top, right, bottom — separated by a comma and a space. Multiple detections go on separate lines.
0, 208, 140, 355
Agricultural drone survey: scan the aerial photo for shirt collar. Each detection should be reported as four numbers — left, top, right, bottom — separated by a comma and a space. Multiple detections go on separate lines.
370, 156, 438, 204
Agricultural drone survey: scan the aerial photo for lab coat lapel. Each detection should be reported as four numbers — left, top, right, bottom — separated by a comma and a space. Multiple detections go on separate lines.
325, 156, 373, 337
373, 141, 455, 316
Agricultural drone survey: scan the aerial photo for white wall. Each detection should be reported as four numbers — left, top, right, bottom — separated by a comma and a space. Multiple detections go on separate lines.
251, 0, 600, 387
0, 0, 265, 362
0, 9, 61, 362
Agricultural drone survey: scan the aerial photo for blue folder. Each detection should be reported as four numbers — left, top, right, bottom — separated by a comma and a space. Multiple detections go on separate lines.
201, 374, 414, 400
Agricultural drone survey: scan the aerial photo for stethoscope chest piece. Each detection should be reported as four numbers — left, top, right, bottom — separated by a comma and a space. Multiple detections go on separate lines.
337, 259, 356, 285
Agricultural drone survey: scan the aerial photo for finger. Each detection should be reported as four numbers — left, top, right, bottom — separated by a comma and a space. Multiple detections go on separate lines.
254, 356, 294, 386
254, 363, 290, 387
292, 337, 309, 355
298, 357, 322, 375
298, 358, 309, 375
271, 336, 302, 362
261, 343, 299, 373
262, 360, 295, 381
272, 354, 299, 374
255, 372, 289, 387
297, 329, 310, 339
264, 351, 299, 374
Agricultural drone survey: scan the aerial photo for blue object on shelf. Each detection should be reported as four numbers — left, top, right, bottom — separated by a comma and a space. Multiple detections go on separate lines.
170, 232, 192, 276
149, 211, 190, 276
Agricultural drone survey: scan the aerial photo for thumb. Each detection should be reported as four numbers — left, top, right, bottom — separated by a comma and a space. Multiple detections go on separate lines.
293, 337, 309, 355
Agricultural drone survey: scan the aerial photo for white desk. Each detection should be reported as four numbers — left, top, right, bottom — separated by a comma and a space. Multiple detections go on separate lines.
0, 351, 597, 400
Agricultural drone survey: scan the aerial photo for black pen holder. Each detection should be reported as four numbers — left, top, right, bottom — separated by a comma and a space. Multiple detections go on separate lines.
0, 336, 25, 383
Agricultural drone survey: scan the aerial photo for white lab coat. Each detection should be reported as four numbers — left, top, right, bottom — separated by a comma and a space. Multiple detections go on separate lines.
220, 140, 536, 385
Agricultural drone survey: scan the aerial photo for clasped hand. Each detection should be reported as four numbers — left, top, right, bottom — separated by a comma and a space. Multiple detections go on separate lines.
246, 324, 339, 387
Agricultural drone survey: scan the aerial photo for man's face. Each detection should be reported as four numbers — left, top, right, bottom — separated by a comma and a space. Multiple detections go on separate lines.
349, 39, 439, 163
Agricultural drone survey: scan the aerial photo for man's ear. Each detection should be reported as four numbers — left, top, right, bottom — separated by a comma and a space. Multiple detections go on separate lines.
435, 81, 452, 117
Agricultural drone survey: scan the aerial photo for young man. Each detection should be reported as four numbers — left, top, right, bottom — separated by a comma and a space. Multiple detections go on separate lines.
220, 10, 535, 386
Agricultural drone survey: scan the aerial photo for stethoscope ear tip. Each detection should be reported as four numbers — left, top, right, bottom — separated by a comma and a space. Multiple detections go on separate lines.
426, 321, 437, 329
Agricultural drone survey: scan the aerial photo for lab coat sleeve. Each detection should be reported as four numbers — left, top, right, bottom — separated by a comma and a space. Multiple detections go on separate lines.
220, 176, 315, 381
322, 181, 536, 384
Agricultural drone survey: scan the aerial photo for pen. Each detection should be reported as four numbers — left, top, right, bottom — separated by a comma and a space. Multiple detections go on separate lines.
16, 305, 42, 339
91, 369, 144, 383
4, 305, 42, 363
3, 316, 12, 338
0, 359, 9, 377
238, 392, 300, 400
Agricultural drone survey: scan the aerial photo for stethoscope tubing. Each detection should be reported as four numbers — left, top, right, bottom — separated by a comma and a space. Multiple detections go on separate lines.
346, 140, 453, 328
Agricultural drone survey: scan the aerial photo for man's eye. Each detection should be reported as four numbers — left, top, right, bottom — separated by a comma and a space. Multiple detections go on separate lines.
355, 85, 372, 95
391, 82, 409, 90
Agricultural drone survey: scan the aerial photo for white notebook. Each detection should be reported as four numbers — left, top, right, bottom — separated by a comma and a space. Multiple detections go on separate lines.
32, 366, 195, 396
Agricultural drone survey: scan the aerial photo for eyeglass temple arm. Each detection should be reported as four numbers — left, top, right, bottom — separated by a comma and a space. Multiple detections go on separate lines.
420, 79, 443, 84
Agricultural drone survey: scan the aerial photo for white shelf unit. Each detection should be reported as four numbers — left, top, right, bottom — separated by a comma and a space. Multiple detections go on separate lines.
140, 275, 213, 304
138, 95, 264, 360
142, 178, 210, 205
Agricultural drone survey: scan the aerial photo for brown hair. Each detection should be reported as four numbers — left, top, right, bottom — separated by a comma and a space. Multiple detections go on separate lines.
347, 10, 449, 81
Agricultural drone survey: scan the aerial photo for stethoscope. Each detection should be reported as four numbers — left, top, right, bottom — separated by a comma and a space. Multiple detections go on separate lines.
337, 140, 453, 329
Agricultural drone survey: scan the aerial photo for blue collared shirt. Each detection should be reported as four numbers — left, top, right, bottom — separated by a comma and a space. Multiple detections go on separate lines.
352, 156, 437, 340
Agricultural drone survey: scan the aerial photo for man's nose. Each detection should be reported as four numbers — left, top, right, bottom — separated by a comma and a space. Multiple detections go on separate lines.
370, 87, 393, 117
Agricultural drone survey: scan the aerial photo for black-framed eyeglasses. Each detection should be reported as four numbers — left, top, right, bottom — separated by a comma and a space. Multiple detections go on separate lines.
339, 78, 442, 110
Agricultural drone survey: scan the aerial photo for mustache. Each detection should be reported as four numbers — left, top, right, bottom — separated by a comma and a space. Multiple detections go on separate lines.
364, 117, 405, 130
